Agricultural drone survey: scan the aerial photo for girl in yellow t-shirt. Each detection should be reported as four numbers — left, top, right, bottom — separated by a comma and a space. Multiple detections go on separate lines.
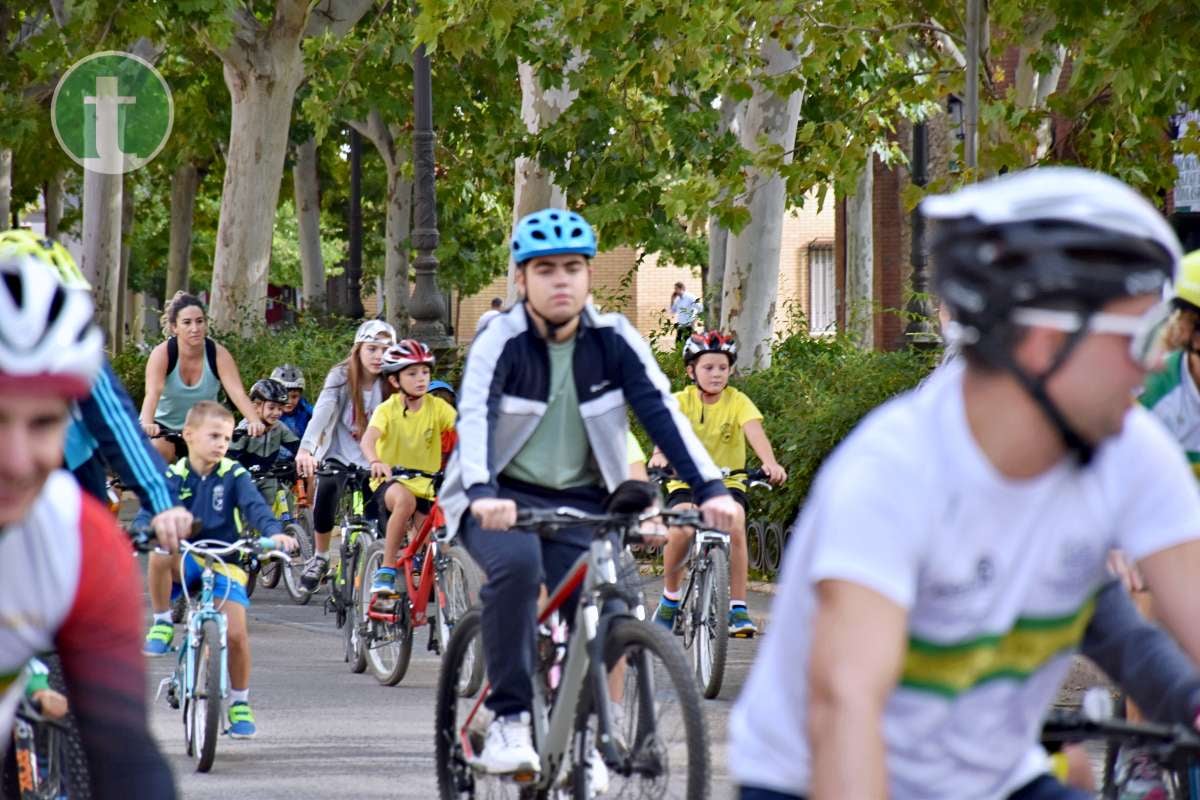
361, 340, 457, 597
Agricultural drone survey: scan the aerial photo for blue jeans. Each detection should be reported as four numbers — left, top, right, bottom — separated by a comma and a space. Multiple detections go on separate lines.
738, 774, 1090, 800
459, 479, 608, 718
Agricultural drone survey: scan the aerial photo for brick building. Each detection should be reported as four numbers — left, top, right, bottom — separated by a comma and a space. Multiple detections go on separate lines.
450, 202, 834, 348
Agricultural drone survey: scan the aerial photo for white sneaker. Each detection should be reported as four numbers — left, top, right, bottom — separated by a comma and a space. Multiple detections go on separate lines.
587, 748, 609, 797
474, 712, 540, 774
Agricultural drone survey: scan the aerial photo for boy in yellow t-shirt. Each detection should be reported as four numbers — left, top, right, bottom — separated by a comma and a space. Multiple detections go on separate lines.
648, 331, 786, 638
361, 340, 457, 597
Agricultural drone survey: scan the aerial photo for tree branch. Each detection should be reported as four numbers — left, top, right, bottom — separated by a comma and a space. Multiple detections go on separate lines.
798, 10, 966, 46
305, 0, 375, 39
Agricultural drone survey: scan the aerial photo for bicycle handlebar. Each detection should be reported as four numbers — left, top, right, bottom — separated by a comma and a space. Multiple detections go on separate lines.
1041, 706, 1200, 756
128, 519, 204, 551
512, 505, 724, 542
177, 537, 292, 560
247, 460, 300, 482
316, 460, 443, 483
647, 466, 772, 490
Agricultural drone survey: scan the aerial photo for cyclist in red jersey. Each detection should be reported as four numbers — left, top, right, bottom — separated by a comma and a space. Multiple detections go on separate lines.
0, 249, 176, 797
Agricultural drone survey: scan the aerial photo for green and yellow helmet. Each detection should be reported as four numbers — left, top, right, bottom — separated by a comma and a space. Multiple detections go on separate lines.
1176, 250, 1200, 311
0, 229, 89, 290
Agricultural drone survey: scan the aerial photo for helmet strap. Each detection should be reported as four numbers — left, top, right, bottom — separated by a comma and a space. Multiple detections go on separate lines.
525, 300, 572, 342
993, 322, 1095, 465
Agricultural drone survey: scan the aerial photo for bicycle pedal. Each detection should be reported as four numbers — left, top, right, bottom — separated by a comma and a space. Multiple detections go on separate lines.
510, 769, 540, 785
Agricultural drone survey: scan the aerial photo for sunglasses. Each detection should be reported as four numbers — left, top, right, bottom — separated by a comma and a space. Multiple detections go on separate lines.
1009, 301, 1174, 371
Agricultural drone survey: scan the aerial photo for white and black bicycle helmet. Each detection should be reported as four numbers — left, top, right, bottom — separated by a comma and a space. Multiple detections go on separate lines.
270, 364, 305, 391
924, 167, 1180, 463
0, 248, 103, 398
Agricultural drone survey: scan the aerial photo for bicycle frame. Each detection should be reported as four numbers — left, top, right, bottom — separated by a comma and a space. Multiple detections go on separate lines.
457, 534, 642, 787
171, 552, 230, 719
10, 700, 65, 797
367, 503, 446, 629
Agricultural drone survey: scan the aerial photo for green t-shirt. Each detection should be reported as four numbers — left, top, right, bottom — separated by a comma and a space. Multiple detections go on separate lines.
502, 336, 601, 490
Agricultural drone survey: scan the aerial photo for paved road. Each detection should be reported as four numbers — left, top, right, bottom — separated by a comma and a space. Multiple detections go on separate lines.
144, 565, 774, 799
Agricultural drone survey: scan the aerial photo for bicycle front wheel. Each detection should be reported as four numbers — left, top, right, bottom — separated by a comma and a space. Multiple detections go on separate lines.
345, 537, 368, 674
363, 539, 414, 686
574, 617, 710, 800
190, 619, 223, 773
437, 609, 535, 800
691, 547, 729, 699
436, 544, 485, 697
283, 521, 316, 604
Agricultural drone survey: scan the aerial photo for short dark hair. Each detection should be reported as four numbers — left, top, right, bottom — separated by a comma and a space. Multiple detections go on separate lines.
674, 282, 685, 290
491, 297, 502, 308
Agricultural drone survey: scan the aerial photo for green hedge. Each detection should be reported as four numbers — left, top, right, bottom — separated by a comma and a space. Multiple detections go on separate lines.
635, 332, 938, 525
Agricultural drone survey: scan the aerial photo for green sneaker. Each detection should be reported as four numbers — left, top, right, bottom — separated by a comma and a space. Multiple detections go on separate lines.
227, 701, 257, 739
653, 599, 679, 633
143, 621, 174, 656
728, 607, 758, 638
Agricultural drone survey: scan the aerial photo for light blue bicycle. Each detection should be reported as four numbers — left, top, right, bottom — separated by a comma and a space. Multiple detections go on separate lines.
146, 536, 288, 772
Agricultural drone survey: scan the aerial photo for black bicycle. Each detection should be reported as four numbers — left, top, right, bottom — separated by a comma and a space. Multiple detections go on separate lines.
1042, 695, 1200, 799
649, 466, 770, 699
244, 460, 312, 596
1, 663, 90, 800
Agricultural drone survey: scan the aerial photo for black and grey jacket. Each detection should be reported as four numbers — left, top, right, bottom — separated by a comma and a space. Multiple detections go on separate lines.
440, 303, 727, 539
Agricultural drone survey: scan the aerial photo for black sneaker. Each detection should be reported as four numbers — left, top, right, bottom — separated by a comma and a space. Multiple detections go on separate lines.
300, 554, 330, 592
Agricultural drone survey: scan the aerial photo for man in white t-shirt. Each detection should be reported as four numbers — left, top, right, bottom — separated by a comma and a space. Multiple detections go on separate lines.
730, 167, 1200, 800
475, 297, 503, 334
670, 281, 701, 341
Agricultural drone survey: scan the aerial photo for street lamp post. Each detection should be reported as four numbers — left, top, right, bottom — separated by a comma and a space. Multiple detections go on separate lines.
408, 40, 453, 347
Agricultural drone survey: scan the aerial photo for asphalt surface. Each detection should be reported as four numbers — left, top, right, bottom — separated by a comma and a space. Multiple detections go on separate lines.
142, 562, 775, 799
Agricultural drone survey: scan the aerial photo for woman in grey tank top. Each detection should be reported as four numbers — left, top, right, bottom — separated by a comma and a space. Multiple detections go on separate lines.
139, 293, 264, 462
293, 319, 395, 590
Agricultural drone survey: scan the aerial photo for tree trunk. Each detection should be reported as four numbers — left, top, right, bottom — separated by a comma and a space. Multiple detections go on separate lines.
166, 161, 199, 299
44, 170, 64, 239
206, 1, 373, 334
82, 168, 123, 350
130, 292, 146, 347
507, 59, 575, 303
0, 149, 10, 232
705, 94, 744, 325
292, 136, 326, 313
845, 156, 875, 349
352, 109, 412, 333
208, 9, 308, 335
719, 34, 804, 371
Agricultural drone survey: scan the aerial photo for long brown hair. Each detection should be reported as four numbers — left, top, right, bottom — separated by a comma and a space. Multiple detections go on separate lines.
338, 342, 377, 439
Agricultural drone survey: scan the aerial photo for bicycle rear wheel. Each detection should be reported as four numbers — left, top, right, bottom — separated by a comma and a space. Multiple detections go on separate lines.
690, 547, 729, 699
189, 619, 223, 773
436, 544, 485, 697
573, 617, 709, 799
364, 539, 414, 686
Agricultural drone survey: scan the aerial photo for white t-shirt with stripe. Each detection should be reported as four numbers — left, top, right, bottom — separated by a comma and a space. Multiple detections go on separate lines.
730, 362, 1200, 799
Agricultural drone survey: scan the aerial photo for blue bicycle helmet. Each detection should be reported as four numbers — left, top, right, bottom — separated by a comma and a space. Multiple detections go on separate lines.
428, 379, 456, 396
511, 208, 597, 264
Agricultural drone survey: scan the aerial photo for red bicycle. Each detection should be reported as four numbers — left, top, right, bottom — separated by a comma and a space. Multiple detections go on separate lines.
358, 468, 485, 690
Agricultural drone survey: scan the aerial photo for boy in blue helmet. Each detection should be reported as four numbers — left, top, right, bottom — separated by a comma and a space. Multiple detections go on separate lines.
439, 208, 740, 777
